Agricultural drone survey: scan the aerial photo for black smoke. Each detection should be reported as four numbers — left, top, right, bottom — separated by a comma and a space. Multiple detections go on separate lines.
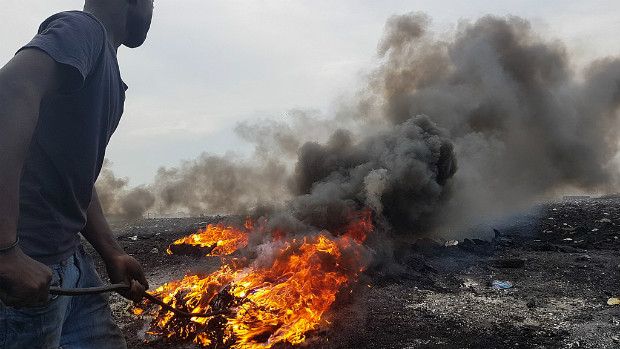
360, 13, 620, 230
290, 116, 456, 236
97, 13, 620, 240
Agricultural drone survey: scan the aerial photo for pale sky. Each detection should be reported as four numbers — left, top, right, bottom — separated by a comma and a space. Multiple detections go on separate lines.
2, 0, 619, 186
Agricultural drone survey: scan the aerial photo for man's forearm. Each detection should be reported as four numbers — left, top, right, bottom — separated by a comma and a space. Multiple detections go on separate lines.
81, 188, 125, 262
81, 188, 149, 300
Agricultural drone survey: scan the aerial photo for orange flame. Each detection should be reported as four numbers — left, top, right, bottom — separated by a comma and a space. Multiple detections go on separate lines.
167, 219, 251, 256
226, 234, 367, 347
139, 209, 374, 348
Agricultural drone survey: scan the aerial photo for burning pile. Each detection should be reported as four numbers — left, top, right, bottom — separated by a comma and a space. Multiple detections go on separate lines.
134, 114, 456, 347
135, 211, 373, 348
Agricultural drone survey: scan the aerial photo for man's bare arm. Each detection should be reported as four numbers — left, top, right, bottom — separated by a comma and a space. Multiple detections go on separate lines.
81, 188, 148, 302
0, 48, 63, 307
0, 49, 62, 245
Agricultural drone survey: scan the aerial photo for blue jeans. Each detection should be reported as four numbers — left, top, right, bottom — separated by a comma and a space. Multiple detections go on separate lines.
0, 246, 127, 349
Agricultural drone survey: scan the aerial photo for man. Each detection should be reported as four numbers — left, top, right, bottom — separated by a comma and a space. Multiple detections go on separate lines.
0, 0, 154, 347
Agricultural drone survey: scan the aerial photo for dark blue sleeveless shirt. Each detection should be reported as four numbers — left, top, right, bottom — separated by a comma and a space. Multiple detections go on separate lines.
16, 11, 127, 264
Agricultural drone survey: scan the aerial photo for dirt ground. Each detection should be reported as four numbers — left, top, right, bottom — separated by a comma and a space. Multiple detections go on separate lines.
89, 197, 620, 349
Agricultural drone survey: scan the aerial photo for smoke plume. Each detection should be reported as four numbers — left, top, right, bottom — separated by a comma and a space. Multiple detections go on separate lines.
289, 116, 456, 236
360, 13, 620, 229
96, 159, 155, 220
97, 13, 620, 241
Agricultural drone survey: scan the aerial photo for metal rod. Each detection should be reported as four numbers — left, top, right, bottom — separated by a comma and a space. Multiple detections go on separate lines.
49, 284, 232, 318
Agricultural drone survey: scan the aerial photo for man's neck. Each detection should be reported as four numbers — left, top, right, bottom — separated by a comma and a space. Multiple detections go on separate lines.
83, 5, 127, 50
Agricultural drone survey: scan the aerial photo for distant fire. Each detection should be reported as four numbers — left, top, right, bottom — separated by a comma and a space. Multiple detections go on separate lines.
135, 210, 373, 348
167, 219, 252, 256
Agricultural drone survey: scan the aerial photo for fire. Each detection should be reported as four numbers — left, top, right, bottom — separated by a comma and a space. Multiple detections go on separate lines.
227, 234, 366, 347
167, 219, 252, 256
137, 210, 373, 348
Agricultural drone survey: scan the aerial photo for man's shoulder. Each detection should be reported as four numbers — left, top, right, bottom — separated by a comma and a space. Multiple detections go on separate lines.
20, 10, 111, 90
38, 10, 105, 36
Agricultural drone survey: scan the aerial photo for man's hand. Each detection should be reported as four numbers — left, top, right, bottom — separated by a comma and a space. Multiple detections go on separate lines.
0, 246, 53, 308
103, 253, 149, 302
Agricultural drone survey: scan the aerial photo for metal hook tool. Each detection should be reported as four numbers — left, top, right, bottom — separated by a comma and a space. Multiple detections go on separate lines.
49, 284, 231, 318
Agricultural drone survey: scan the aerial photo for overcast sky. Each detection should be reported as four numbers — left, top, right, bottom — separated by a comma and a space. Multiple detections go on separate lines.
2, 0, 619, 186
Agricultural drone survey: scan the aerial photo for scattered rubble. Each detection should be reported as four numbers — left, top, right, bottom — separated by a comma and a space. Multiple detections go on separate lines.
491, 281, 514, 289
607, 298, 620, 306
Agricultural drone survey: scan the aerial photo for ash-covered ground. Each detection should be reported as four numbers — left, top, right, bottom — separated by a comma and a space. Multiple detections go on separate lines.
88, 197, 620, 349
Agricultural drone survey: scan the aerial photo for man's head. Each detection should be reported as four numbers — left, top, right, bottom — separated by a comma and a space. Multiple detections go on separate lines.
123, 0, 153, 48
84, 0, 153, 48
